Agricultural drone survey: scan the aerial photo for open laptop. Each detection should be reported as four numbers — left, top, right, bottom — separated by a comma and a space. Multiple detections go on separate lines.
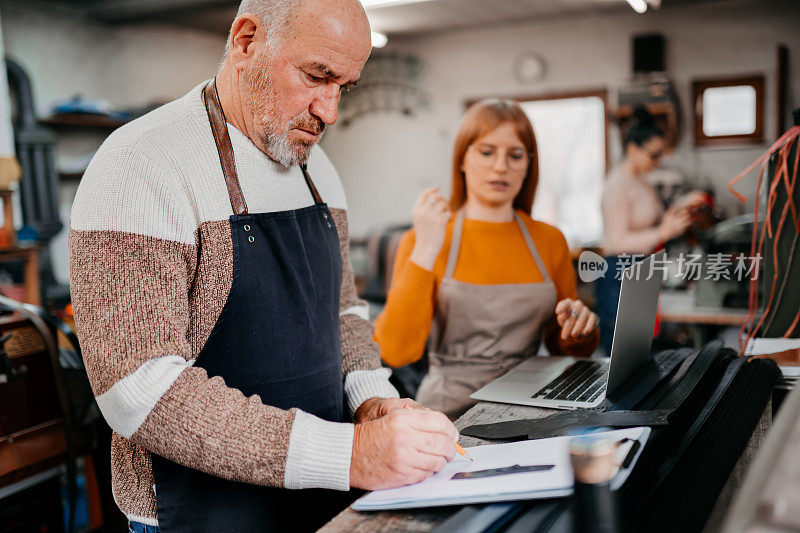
470, 252, 664, 410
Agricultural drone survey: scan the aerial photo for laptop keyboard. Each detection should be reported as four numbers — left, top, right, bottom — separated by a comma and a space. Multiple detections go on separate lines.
531, 360, 609, 403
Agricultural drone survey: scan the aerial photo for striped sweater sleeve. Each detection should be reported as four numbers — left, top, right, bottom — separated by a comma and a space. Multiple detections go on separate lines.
312, 146, 398, 415
330, 209, 399, 415
69, 145, 352, 491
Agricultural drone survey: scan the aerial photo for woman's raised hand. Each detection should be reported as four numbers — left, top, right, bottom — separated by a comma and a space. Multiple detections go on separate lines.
555, 298, 599, 340
672, 190, 709, 211
409, 187, 452, 270
658, 206, 693, 242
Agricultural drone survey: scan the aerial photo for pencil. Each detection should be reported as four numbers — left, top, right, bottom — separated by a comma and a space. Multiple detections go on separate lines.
455, 443, 473, 462
401, 403, 472, 461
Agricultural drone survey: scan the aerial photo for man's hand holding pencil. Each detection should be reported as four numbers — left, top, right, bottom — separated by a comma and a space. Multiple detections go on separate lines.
350, 402, 460, 490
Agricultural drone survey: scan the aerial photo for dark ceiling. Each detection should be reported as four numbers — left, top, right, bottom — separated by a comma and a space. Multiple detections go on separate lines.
35, 0, 734, 36
37, 0, 239, 33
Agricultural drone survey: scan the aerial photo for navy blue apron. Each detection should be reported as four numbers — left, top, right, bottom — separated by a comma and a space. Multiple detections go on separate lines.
150, 79, 350, 532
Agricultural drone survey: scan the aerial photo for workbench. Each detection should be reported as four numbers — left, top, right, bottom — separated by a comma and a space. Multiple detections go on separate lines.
659, 290, 751, 347
659, 290, 750, 327
321, 398, 771, 532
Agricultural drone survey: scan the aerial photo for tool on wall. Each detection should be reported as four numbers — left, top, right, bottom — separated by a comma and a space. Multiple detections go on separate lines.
614, 33, 681, 150
338, 53, 430, 127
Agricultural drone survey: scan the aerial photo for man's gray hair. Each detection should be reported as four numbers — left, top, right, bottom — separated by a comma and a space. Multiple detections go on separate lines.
222, 0, 297, 61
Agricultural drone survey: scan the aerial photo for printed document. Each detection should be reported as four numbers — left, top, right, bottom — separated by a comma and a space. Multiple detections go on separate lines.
352, 427, 649, 511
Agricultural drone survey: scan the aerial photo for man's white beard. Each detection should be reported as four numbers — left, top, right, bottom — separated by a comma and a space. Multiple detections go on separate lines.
244, 58, 325, 168
262, 116, 325, 168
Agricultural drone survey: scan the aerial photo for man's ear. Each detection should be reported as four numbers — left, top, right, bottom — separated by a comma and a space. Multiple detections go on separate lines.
228, 14, 263, 69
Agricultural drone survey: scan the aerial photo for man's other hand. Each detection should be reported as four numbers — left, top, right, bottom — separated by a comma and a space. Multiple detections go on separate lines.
350, 408, 458, 490
353, 397, 426, 423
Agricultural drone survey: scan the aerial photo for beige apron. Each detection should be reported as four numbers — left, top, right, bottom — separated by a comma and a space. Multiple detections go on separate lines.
416, 211, 558, 419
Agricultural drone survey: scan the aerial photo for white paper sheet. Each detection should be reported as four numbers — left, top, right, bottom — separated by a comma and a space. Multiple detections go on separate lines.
352, 427, 649, 511
744, 337, 800, 355
780, 367, 800, 378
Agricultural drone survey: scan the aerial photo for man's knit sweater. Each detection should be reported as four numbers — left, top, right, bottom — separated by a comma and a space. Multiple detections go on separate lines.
68, 81, 398, 526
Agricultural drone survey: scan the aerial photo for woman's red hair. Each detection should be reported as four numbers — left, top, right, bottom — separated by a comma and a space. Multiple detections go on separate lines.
449, 99, 539, 213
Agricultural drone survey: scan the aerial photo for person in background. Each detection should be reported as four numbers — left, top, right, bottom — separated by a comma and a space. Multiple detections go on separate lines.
375, 99, 600, 419
597, 107, 706, 356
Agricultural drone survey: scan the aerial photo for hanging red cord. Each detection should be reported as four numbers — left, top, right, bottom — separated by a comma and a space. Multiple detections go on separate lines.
750, 148, 794, 342
743, 140, 797, 353
729, 126, 800, 355
738, 159, 767, 354
728, 127, 799, 202
782, 140, 800, 337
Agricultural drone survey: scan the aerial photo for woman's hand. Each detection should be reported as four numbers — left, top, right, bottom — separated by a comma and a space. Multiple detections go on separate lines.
555, 299, 598, 340
409, 187, 452, 270
672, 190, 709, 211
658, 206, 692, 242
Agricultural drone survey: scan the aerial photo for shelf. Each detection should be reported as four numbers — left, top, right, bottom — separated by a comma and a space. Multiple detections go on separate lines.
39, 113, 129, 130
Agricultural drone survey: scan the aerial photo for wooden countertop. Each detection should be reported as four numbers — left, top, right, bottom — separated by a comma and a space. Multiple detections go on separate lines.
659, 290, 751, 326
321, 398, 771, 532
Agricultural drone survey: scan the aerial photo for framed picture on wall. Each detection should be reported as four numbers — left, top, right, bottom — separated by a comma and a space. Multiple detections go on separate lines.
693, 75, 765, 147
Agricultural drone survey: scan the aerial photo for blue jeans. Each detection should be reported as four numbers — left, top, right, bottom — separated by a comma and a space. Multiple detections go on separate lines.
128, 522, 159, 533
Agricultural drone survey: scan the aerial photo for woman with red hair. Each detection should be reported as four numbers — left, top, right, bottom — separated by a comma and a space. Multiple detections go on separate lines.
375, 99, 599, 418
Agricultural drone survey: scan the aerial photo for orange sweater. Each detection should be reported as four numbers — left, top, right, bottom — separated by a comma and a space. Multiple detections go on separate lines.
375, 211, 599, 367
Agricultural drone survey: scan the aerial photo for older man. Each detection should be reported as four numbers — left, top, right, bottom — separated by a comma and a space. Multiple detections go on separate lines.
68, 0, 458, 531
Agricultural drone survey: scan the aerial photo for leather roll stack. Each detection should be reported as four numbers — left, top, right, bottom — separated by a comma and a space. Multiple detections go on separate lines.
449, 341, 779, 533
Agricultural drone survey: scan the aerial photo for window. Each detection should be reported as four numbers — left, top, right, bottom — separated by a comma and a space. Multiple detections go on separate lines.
693, 75, 764, 146
518, 91, 608, 247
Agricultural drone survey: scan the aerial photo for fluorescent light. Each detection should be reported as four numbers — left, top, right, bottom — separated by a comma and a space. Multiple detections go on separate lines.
371, 31, 388, 48
626, 0, 648, 13
361, 0, 435, 9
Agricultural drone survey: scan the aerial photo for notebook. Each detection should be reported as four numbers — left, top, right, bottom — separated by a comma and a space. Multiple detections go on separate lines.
351, 427, 650, 511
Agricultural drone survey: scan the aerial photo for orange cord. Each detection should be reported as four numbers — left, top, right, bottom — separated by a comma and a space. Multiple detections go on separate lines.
728, 127, 799, 203
782, 141, 800, 337
731, 128, 800, 354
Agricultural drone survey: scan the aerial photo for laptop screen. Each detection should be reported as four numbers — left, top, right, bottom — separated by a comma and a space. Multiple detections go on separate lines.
605, 253, 664, 402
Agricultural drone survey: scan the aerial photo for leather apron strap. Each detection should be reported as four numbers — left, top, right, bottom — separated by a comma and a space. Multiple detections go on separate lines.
203, 79, 248, 215
300, 164, 323, 204
203, 79, 325, 211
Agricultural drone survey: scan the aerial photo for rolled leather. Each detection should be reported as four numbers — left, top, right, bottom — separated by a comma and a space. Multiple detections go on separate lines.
461, 409, 671, 441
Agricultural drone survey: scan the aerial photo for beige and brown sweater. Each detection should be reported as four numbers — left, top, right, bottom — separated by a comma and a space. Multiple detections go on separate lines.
68, 81, 398, 526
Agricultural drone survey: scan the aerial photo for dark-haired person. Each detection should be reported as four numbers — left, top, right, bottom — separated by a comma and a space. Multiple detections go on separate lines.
596, 109, 705, 356
374, 99, 600, 419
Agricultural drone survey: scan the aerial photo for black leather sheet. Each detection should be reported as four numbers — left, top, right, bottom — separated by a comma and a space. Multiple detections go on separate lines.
440, 342, 779, 533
